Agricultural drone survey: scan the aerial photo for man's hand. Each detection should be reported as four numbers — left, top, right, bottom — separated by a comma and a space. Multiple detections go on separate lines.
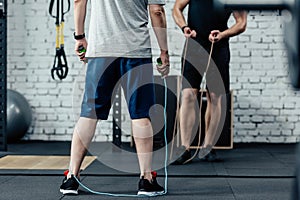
209, 30, 224, 43
149, 4, 169, 78
183, 26, 197, 38
75, 38, 88, 62
209, 11, 247, 42
74, 0, 88, 61
157, 50, 170, 78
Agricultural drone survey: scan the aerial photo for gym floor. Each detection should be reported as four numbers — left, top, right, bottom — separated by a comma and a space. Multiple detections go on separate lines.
0, 141, 297, 200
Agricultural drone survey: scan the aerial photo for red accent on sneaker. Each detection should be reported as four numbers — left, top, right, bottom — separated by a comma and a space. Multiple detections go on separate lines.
151, 171, 157, 178
64, 170, 69, 177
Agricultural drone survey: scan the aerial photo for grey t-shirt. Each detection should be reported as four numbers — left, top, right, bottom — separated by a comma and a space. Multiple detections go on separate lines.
86, 0, 165, 58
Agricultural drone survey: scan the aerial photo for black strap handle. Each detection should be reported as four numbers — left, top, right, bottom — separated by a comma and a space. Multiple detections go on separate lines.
51, 48, 68, 80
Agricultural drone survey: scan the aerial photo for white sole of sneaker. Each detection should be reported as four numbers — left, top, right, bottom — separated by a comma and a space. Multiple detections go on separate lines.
137, 191, 164, 196
60, 189, 78, 195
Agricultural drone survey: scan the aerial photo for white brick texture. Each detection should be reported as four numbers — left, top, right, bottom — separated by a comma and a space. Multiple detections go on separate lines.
7, 0, 300, 143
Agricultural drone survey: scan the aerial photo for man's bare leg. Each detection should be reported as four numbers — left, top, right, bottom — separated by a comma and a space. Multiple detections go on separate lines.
203, 92, 222, 148
205, 94, 211, 133
132, 118, 153, 181
179, 88, 199, 149
68, 117, 98, 178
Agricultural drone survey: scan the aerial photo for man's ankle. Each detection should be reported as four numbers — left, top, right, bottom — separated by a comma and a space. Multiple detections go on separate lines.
182, 145, 190, 151
67, 172, 79, 179
141, 172, 152, 181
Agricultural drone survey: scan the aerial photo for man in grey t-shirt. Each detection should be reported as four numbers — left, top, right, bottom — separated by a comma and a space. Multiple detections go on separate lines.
59, 0, 169, 196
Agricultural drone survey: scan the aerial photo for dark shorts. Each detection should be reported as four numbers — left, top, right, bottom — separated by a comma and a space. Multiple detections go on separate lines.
80, 57, 155, 120
182, 39, 230, 94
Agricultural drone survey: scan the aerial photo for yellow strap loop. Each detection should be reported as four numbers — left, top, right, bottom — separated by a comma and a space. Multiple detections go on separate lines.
55, 25, 60, 49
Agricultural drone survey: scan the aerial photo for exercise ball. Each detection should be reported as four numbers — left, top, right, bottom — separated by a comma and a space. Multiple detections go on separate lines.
7, 89, 32, 143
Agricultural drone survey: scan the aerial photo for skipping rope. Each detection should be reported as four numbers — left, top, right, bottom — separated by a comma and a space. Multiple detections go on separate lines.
170, 39, 214, 164
72, 54, 169, 197
183, 40, 215, 164
72, 39, 214, 196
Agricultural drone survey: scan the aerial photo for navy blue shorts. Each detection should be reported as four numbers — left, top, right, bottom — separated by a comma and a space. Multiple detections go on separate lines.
80, 57, 155, 120
182, 40, 230, 94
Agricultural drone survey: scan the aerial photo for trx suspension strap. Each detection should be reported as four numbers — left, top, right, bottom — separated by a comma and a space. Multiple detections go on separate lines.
49, 0, 70, 80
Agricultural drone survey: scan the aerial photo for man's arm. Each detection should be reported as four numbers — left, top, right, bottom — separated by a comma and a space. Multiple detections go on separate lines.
172, 0, 196, 38
149, 4, 170, 77
209, 11, 247, 43
74, 0, 88, 61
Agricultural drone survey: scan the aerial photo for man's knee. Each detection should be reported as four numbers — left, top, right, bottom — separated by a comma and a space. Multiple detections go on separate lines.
132, 118, 151, 127
208, 92, 222, 105
132, 118, 153, 139
182, 89, 198, 103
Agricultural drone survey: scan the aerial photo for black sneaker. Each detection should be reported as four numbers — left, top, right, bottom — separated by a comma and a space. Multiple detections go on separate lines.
199, 149, 223, 162
137, 171, 164, 196
171, 147, 192, 165
198, 145, 213, 159
60, 170, 79, 195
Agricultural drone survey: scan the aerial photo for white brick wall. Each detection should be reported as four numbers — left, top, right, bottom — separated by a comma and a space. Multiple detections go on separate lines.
7, 0, 300, 143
